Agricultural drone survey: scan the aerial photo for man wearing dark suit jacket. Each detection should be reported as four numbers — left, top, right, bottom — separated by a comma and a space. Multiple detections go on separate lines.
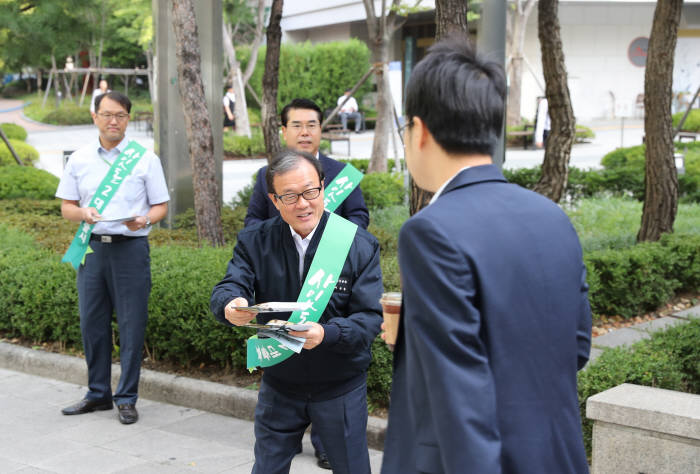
245, 98, 368, 469
381, 37, 592, 474
245, 98, 369, 230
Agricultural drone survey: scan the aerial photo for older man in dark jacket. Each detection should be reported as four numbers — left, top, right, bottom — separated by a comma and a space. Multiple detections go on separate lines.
211, 149, 382, 474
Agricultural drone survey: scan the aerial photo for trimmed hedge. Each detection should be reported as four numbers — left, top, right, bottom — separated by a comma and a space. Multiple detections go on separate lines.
1, 123, 28, 141
0, 166, 59, 200
41, 104, 93, 126
1, 198, 699, 410
359, 172, 405, 209
578, 318, 700, 457
240, 39, 372, 113
0, 139, 39, 166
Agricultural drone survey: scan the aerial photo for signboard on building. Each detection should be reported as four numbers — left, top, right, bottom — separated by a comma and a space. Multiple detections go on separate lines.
628, 37, 649, 67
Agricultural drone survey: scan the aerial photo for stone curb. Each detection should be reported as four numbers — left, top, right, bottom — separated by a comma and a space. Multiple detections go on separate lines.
0, 341, 387, 450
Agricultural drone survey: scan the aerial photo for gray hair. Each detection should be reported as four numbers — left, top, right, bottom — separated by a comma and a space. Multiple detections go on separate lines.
266, 149, 325, 195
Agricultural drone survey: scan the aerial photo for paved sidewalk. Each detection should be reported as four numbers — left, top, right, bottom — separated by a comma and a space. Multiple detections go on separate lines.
0, 364, 384, 473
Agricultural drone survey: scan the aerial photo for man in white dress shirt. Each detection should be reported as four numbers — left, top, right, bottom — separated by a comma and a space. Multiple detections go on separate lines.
56, 91, 170, 425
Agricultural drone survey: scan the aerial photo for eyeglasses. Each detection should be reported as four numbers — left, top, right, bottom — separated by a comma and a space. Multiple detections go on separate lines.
274, 186, 322, 205
287, 121, 319, 132
97, 112, 130, 122
398, 119, 414, 135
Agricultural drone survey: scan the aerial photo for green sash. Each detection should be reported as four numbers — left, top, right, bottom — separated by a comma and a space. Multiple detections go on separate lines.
246, 213, 358, 370
61, 141, 146, 270
323, 163, 363, 212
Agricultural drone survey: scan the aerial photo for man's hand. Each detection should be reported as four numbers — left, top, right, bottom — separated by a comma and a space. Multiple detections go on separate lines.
81, 207, 101, 225
288, 321, 324, 350
380, 321, 395, 352
125, 215, 149, 231
224, 297, 255, 326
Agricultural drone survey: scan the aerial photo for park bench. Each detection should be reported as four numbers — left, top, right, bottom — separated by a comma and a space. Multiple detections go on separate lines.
677, 131, 698, 142
507, 127, 534, 149
321, 132, 351, 156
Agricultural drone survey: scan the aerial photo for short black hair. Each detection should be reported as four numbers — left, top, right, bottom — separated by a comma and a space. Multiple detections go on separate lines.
266, 149, 325, 195
94, 91, 132, 114
280, 98, 322, 126
405, 36, 506, 156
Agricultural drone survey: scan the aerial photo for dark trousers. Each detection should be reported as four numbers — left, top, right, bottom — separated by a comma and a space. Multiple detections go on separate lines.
77, 237, 151, 405
253, 380, 371, 474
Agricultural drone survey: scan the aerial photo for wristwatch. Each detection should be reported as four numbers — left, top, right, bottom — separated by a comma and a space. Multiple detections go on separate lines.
145, 215, 151, 226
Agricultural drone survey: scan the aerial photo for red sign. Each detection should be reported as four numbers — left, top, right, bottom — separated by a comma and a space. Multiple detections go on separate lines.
628, 37, 649, 67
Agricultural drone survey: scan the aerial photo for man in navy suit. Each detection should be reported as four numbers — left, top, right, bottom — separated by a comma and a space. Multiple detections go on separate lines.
381, 37, 592, 474
244, 98, 369, 230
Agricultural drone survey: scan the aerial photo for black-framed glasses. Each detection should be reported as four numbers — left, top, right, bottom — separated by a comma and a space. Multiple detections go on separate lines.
274, 186, 322, 205
398, 119, 414, 135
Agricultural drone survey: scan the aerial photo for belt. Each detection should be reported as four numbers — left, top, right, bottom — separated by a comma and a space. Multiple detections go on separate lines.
90, 234, 142, 243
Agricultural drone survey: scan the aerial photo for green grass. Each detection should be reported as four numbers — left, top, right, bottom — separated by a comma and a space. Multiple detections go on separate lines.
565, 197, 700, 252
369, 198, 700, 256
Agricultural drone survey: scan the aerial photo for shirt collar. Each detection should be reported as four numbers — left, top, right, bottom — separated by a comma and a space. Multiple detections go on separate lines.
429, 166, 471, 205
97, 136, 129, 155
289, 221, 319, 244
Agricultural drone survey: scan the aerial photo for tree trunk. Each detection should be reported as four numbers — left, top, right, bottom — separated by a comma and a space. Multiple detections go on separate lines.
171, 0, 224, 247
242, 0, 266, 86
261, 0, 284, 160
222, 20, 251, 138
363, 0, 404, 174
368, 51, 391, 173
637, 0, 682, 243
435, 0, 468, 39
532, 0, 576, 203
409, 0, 470, 215
506, 0, 536, 127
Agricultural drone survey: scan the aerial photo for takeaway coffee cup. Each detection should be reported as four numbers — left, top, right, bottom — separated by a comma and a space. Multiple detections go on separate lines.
379, 292, 402, 345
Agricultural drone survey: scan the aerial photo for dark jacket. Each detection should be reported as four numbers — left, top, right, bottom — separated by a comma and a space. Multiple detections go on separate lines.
211, 212, 382, 401
244, 153, 370, 229
382, 165, 592, 474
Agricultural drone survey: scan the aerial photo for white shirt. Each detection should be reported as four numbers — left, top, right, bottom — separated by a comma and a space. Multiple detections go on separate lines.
290, 223, 319, 280
223, 91, 236, 108
337, 95, 358, 113
56, 136, 170, 236
429, 166, 471, 205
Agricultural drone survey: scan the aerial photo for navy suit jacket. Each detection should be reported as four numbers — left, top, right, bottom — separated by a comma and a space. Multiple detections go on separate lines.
244, 153, 370, 229
382, 165, 592, 474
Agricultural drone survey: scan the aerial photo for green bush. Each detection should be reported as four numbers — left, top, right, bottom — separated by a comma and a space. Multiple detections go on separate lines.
339, 158, 369, 173
0, 166, 59, 200
584, 233, 700, 318
1, 123, 28, 141
577, 318, 700, 457
41, 103, 93, 125
0, 139, 39, 166
360, 172, 405, 209
672, 108, 700, 132
240, 39, 372, 113
223, 128, 266, 157
173, 205, 247, 242
575, 125, 595, 143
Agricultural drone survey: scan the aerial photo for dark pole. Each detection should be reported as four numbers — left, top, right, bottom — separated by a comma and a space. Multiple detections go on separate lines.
477, 0, 507, 169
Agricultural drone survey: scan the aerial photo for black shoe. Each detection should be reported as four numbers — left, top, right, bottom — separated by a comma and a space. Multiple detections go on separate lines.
61, 398, 113, 415
315, 451, 331, 470
117, 403, 138, 424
